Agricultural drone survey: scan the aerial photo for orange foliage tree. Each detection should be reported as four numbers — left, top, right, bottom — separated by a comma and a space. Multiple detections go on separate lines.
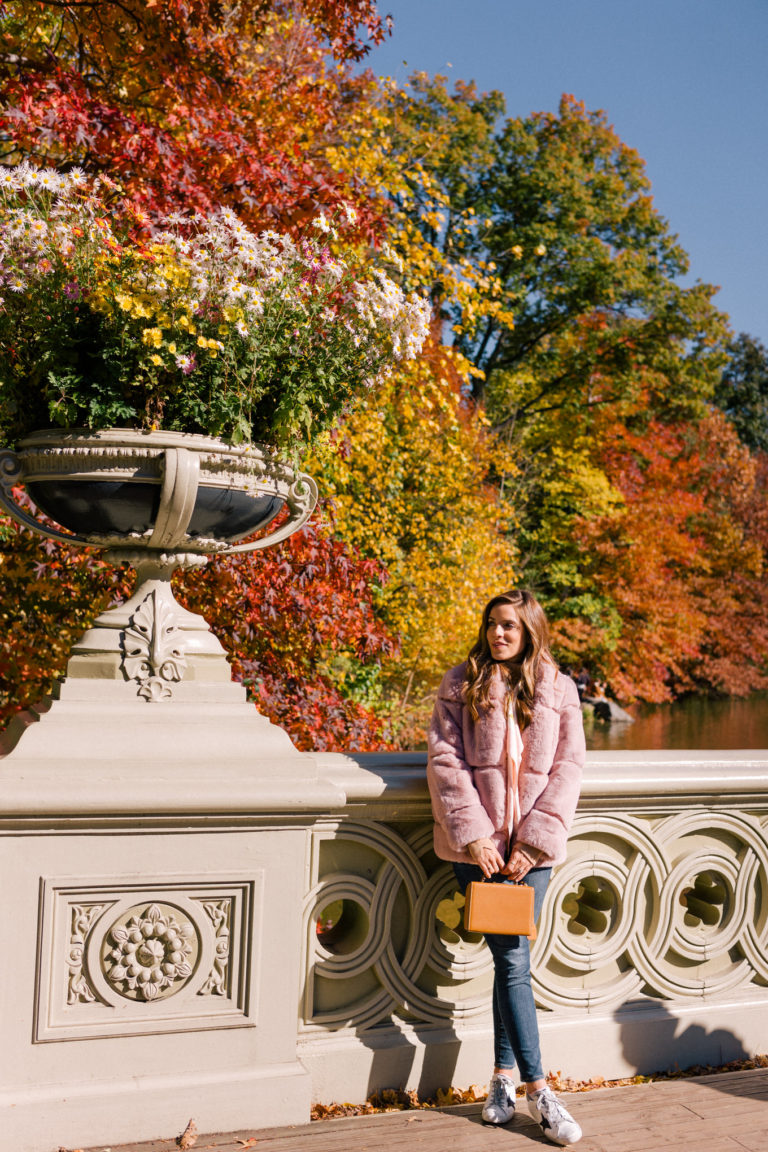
0, 1, 389, 231
0, 504, 397, 749
552, 411, 768, 701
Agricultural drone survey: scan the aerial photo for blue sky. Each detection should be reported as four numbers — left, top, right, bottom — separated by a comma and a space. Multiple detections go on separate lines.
362, 0, 768, 345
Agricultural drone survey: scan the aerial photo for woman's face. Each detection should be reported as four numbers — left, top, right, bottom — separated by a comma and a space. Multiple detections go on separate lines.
486, 602, 527, 662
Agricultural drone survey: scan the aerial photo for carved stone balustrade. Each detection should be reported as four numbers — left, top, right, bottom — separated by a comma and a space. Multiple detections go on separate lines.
299, 749, 768, 1103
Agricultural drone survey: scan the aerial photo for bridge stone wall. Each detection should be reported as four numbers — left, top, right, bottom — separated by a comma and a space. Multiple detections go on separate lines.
300, 750, 768, 1102
2, 676, 767, 1150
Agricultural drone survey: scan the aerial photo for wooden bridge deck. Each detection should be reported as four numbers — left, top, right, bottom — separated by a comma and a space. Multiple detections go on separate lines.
84, 1069, 768, 1152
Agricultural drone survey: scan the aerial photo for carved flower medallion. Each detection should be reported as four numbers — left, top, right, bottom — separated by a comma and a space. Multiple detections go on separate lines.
101, 903, 199, 1001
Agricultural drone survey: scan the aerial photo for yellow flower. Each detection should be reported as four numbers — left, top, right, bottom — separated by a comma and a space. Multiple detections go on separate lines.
197, 335, 209, 348
535, 243, 547, 257
150, 354, 163, 366
141, 327, 163, 347
511, 245, 523, 259
167, 342, 177, 355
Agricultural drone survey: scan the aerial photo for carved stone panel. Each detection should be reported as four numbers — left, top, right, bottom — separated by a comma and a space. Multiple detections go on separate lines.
35, 874, 260, 1042
302, 821, 486, 1032
67, 903, 107, 1005
198, 899, 232, 997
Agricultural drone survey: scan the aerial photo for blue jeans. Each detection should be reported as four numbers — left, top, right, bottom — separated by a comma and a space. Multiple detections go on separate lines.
454, 862, 551, 1083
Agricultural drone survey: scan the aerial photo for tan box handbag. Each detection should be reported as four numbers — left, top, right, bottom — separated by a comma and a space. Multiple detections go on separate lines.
464, 878, 537, 938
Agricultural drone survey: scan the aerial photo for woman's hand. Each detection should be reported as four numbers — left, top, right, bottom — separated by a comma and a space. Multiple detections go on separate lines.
502, 843, 541, 881
467, 837, 506, 878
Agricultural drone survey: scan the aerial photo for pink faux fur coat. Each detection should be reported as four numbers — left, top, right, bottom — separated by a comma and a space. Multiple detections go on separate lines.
427, 659, 585, 866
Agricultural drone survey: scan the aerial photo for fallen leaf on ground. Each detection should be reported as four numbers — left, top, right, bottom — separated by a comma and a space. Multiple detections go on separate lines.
236, 1140, 258, 1148
176, 1118, 198, 1149
310, 1053, 768, 1120
310, 1100, 376, 1121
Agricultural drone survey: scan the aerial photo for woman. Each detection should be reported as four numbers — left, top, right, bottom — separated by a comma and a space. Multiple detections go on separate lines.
427, 589, 584, 1146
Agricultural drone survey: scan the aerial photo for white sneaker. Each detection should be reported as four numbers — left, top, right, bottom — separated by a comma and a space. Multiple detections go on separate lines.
481, 1072, 516, 1125
527, 1086, 582, 1145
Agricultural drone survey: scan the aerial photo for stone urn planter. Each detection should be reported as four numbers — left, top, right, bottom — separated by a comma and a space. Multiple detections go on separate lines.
0, 427, 318, 701
0, 171, 430, 710
0, 427, 317, 556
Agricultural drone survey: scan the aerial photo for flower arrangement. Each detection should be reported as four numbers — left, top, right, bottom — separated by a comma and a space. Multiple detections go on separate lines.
0, 164, 431, 451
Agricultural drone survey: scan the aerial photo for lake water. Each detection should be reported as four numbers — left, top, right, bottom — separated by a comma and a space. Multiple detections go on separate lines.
584, 692, 768, 751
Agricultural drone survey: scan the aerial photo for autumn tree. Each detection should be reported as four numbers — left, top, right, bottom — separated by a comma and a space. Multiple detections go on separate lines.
0, 504, 397, 748
3, 21, 765, 733
556, 411, 768, 701
374, 81, 728, 416
0, 0, 389, 231
311, 336, 515, 742
0, 508, 131, 726
174, 517, 398, 750
307, 77, 520, 740
471, 98, 728, 419
348, 76, 765, 707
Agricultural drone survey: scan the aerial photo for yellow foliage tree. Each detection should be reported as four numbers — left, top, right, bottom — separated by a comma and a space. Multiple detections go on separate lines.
309, 74, 529, 743
311, 338, 516, 744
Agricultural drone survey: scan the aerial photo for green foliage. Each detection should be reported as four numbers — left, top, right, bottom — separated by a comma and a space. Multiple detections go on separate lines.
714, 333, 768, 453
386, 83, 729, 427
481, 101, 728, 420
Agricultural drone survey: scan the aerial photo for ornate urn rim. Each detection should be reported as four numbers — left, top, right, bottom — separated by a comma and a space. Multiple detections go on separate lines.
0, 426, 318, 558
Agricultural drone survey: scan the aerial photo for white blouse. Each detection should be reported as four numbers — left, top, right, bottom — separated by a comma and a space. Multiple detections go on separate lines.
505, 699, 525, 835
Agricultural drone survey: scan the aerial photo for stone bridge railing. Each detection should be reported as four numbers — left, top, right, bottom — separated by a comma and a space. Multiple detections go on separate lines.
5, 692, 768, 1152
300, 750, 768, 1102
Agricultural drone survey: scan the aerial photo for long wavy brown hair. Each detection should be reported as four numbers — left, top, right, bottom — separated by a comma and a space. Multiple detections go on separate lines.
464, 589, 555, 730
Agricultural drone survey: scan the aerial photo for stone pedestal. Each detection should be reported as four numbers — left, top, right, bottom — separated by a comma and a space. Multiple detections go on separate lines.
0, 612, 345, 1151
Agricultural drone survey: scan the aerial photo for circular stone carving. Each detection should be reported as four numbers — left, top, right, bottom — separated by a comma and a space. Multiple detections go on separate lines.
101, 902, 200, 1001
315, 898, 370, 956
682, 870, 729, 928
